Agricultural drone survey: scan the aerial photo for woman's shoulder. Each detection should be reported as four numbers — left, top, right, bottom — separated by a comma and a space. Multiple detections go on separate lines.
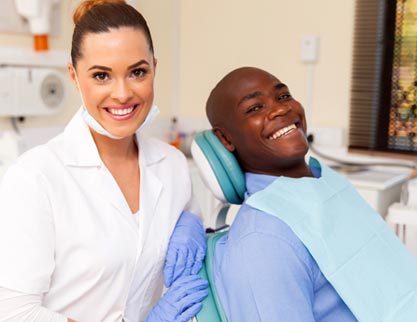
5, 133, 65, 176
139, 134, 187, 164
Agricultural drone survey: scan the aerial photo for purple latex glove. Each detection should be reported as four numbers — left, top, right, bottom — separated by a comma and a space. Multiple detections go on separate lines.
145, 275, 209, 322
164, 211, 207, 287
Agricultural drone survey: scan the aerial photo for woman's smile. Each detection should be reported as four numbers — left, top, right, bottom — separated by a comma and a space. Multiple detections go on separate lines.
104, 104, 139, 121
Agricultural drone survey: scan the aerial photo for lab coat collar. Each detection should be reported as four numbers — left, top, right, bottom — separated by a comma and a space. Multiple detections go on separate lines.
63, 108, 103, 167
62, 107, 168, 167
61, 108, 166, 226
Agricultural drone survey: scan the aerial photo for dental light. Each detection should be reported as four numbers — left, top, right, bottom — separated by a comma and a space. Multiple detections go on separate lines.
14, 0, 59, 51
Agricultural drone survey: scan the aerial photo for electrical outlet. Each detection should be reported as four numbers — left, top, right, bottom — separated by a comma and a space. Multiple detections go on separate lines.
301, 36, 320, 63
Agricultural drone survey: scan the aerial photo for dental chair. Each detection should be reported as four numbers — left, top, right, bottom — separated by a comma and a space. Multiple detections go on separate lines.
190, 130, 246, 322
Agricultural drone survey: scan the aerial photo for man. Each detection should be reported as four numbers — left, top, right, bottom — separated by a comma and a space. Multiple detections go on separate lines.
205, 66, 417, 322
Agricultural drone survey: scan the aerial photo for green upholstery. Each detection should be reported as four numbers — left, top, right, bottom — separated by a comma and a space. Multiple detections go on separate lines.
192, 130, 246, 322
195, 231, 229, 322
194, 131, 245, 204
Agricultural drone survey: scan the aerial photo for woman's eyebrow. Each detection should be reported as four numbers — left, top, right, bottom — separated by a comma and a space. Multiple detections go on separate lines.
88, 65, 111, 71
87, 60, 149, 72
127, 59, 149, 69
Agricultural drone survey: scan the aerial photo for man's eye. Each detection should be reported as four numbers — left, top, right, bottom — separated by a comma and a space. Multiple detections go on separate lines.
93, 72, 109, 81
247, 105, 263, 113
278, 93, 292, 101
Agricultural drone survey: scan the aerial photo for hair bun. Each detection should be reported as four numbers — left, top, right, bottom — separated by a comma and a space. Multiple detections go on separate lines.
73, 0, 126, 25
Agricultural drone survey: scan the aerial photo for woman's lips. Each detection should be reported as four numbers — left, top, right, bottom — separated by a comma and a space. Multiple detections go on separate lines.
105, 104, 138, 120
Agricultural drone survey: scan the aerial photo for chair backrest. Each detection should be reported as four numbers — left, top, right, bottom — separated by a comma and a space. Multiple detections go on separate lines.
191, 130, 246, 322
190, 130, 245, 204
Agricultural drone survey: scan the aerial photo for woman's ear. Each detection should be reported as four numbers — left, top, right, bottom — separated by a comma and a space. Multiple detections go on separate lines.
67, 64, 78, 89
213, 128, 235, 152
153, 57, 158, 71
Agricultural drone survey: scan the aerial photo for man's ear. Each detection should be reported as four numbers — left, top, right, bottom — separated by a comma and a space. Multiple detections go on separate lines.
67, 63, 78, 89
213, 128, 235, 152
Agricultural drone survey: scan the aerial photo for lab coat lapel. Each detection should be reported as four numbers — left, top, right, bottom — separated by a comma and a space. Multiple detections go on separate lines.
95, 165, 133, 218
61, 108, 135, 220
136, 134, 164, 251
138, 163, 162, 249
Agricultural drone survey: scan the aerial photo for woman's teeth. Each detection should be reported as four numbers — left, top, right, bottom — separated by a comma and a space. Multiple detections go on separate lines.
108, 106, 135, 116
268, 124, 296, 140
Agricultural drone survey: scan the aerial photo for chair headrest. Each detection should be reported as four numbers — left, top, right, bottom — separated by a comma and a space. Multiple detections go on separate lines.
191, 130, 245, 204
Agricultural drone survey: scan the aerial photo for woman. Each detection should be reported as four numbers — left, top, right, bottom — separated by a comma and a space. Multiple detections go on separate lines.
0, 1, 207, 321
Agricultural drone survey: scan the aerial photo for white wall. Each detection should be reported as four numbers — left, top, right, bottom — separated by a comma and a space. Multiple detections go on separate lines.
178, 0, 355, 130
0, 0, 355, 135
0, 1, 79, 131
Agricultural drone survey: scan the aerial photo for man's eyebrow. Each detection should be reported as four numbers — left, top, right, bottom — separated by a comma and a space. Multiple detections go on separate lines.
274, 83, 288, 91
238, 83, 288, 106
238, 91, 263, 106
87, 60, 149, 72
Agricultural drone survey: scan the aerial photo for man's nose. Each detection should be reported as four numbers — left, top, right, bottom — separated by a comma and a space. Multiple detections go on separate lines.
268, 103, 292, 120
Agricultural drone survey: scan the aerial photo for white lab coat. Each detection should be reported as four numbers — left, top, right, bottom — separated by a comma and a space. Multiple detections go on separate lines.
0, 109, 195, 322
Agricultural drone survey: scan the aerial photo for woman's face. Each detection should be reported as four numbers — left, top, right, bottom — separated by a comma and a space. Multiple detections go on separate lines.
68, 27, 156, 138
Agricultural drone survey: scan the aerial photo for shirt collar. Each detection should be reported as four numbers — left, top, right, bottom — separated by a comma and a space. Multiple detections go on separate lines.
244, 157, 322, 200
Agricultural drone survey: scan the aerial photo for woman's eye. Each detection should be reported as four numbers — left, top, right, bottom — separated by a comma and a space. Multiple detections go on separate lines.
131, 68, 147, 78
93, 72, 109, 81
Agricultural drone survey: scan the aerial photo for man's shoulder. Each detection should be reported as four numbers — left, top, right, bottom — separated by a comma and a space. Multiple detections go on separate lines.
230, 203, 304, 246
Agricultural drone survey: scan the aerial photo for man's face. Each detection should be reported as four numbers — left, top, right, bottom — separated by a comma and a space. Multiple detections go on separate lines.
215, 68, 309, 175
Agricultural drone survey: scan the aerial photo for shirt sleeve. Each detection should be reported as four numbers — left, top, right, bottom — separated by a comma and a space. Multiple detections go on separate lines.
0, 163, 55, 294
0, 287, 67, 322
221, 229, 317, 322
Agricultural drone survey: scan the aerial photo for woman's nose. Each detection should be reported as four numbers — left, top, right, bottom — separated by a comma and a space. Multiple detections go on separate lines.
111, 79, 133, 102
268, 103, 291, 120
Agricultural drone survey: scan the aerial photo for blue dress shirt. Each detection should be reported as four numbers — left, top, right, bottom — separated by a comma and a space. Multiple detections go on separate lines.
213, 171, 358, 322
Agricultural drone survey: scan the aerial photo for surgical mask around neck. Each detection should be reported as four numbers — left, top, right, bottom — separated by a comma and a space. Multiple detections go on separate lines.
72, 66, 159, 139
139, 104, 160, 131
81, 107, 123, 139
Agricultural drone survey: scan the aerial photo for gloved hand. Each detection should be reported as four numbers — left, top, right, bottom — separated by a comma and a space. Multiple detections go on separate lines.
164, 211, 207, 287
145, 275, 209, 322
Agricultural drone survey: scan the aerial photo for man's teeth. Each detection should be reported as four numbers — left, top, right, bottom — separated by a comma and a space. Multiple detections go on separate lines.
108, 106, 135, 115
268, 124, 296, 140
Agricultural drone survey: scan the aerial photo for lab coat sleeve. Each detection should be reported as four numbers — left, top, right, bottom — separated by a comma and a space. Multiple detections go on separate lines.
0, 287, 67, 322
0, 163, 55, 295
184, 162, 203, 221
223, 231, 317, 322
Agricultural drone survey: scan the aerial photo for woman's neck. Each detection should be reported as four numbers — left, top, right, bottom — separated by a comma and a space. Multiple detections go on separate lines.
90, 130, 138, 162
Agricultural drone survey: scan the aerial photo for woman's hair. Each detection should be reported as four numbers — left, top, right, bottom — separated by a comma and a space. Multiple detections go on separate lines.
71, 0, 154, 67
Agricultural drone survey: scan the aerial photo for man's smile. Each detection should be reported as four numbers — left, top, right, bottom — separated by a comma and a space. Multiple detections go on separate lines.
267, 123, 298, 140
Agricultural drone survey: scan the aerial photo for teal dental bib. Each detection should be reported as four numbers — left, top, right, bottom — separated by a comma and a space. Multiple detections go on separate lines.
246, 159, 417, 322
